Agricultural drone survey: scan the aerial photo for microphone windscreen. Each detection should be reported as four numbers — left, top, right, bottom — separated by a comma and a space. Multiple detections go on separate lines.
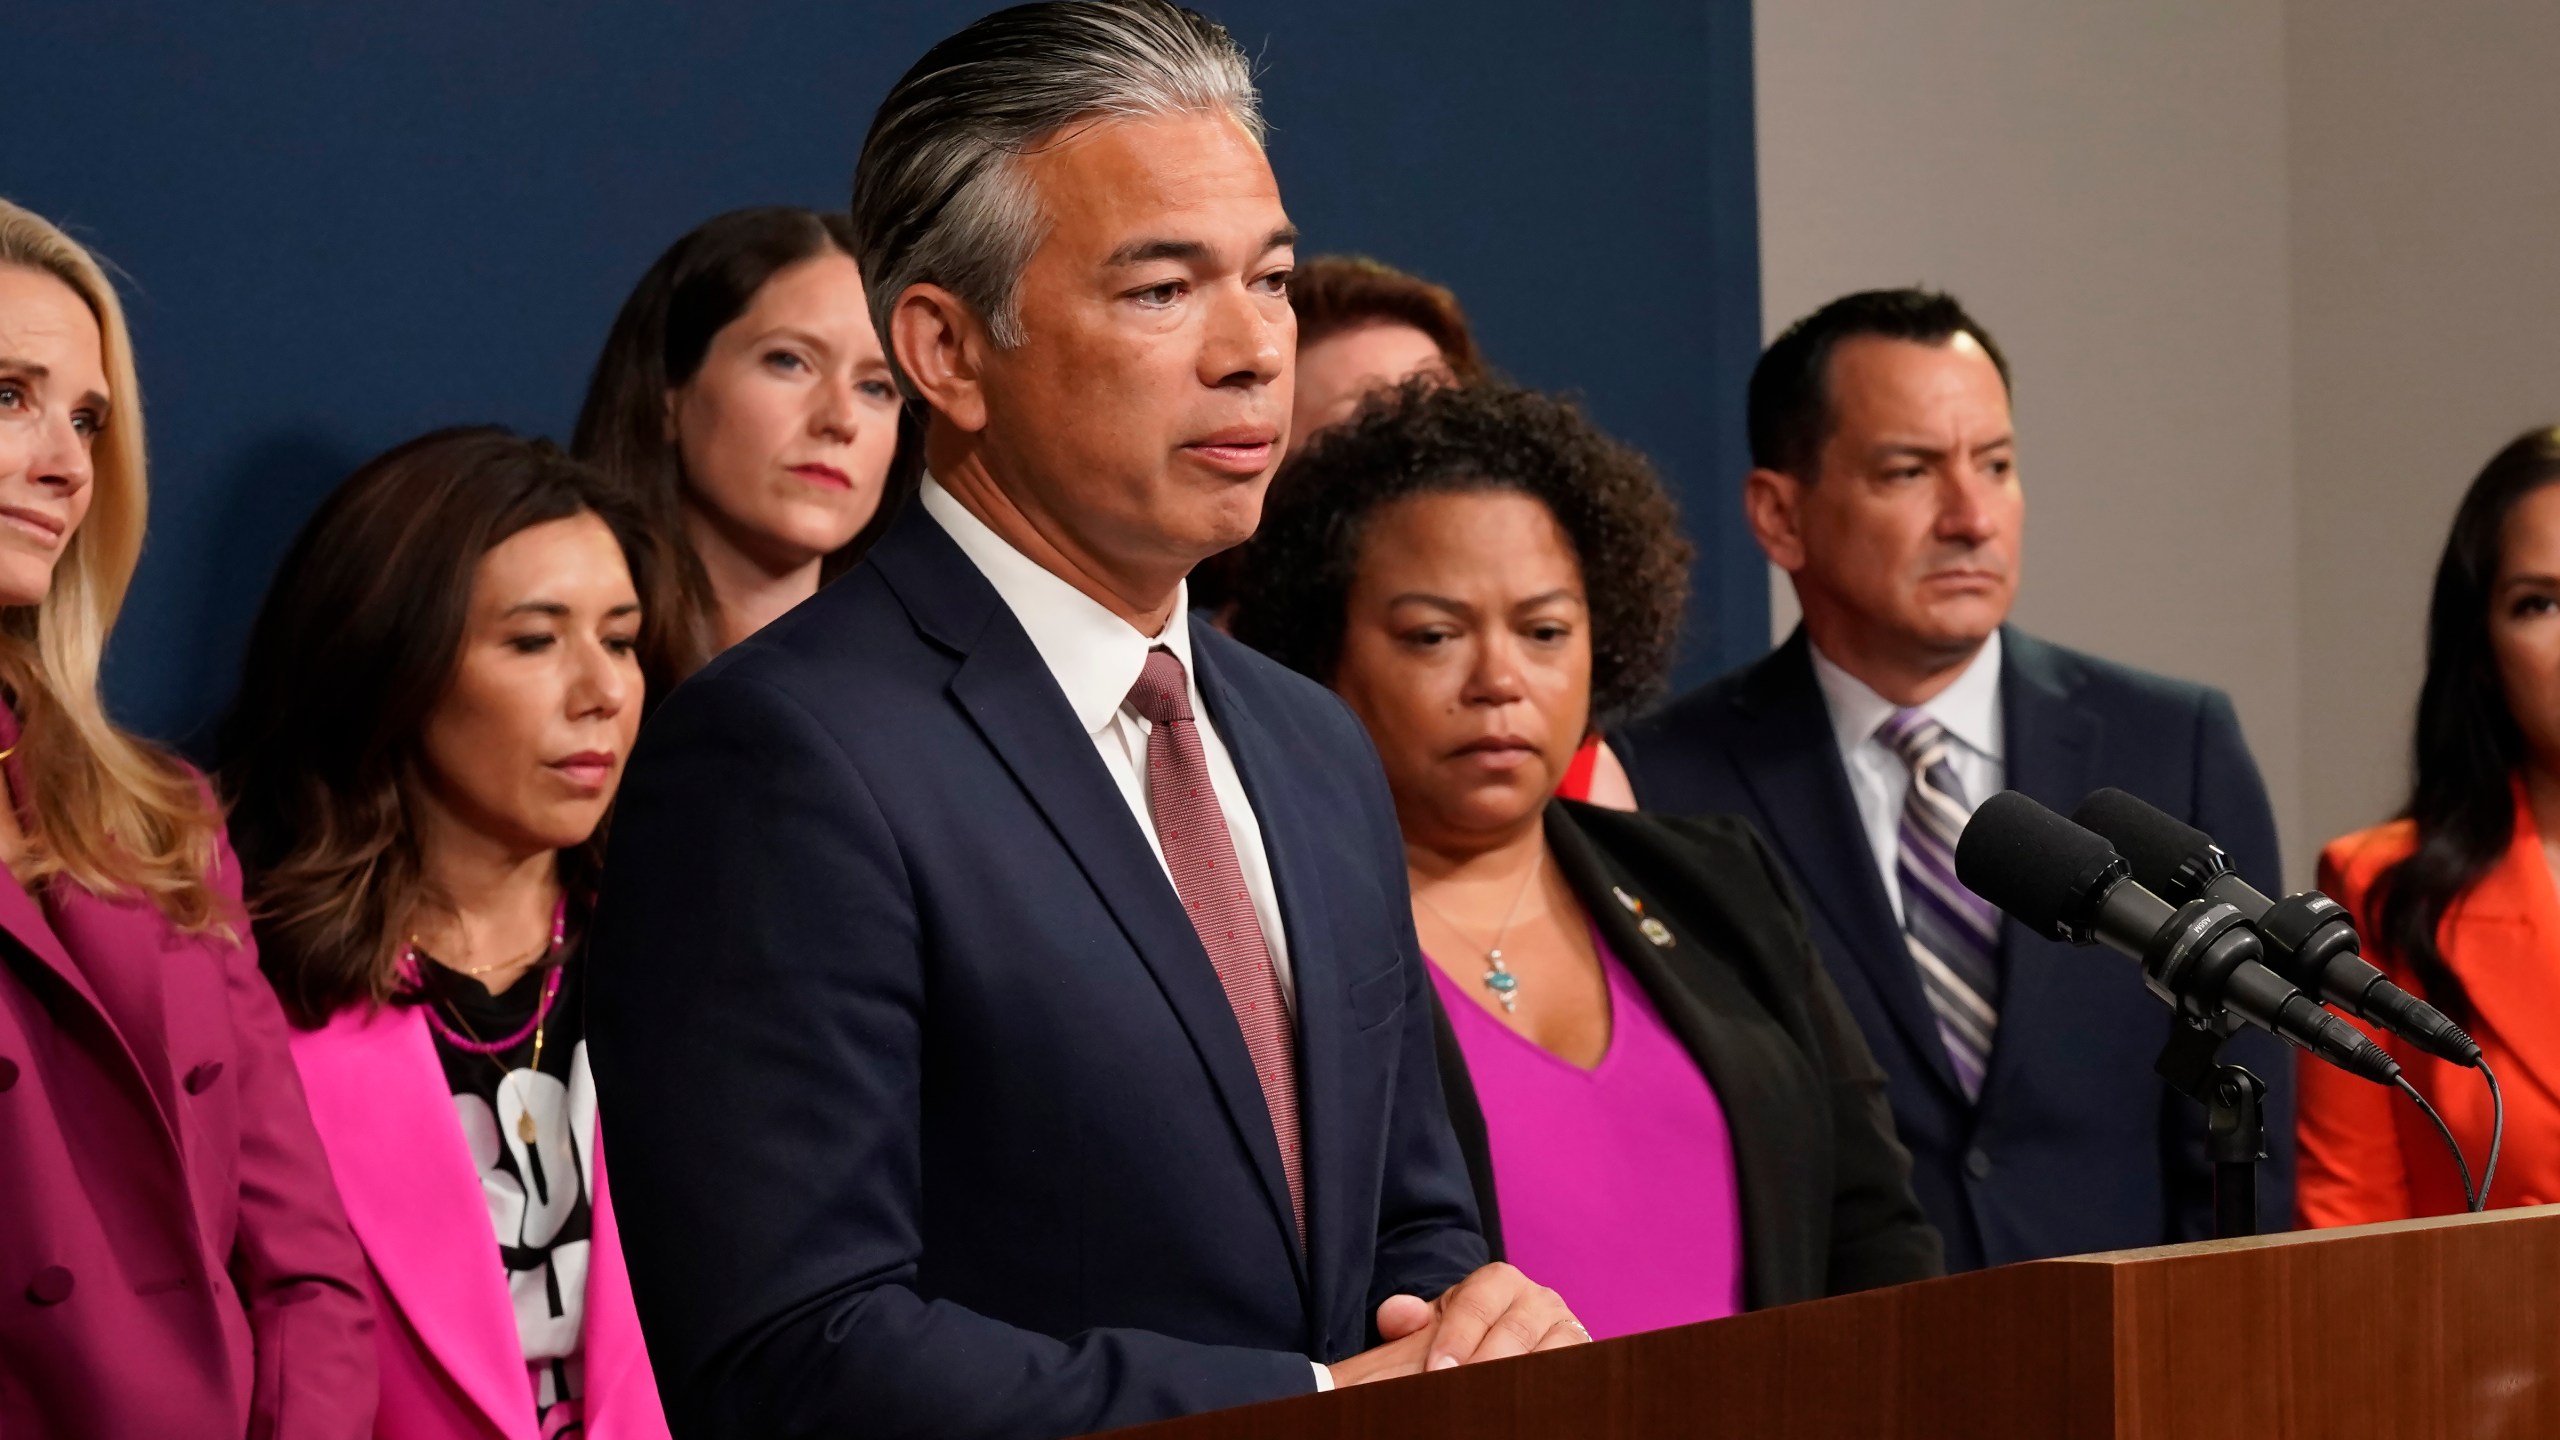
1955, 791, 2123, 940
2073, 787, 2213, 896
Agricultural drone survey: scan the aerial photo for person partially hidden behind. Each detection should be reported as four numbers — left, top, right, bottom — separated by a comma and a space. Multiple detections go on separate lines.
2299, 426, 2560, 1222
1614, 288, 2291, 1269
1231, 379, 1942, 1333
1236, 255, 1635, 808
586, 6, 1584, 1439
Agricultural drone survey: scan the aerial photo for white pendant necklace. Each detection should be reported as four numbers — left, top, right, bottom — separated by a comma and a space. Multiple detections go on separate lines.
1415, 847, 1547, 1014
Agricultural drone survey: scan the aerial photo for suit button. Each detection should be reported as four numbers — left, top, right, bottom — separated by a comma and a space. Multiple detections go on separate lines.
26, 1266, 73, 1305
0, 1056, 16, 1091
1965, 1147, 1994, 1181
183, 1061, 224, 1095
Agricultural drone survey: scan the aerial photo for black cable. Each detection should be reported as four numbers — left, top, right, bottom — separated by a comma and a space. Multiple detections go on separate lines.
2393, 1074, 2477, 1213
2477, 1057, 2505, 1211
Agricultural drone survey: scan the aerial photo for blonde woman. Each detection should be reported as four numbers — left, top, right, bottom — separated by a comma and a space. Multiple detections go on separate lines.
0, 198, 376, 1438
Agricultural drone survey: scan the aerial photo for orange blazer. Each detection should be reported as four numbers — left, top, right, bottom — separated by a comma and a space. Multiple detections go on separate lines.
2297, 778, 2560, 1226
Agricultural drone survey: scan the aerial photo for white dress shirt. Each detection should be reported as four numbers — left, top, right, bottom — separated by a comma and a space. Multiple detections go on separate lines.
1810, 631, 2006, 926
921, 476, 1295, 1003
923, 478, 1330, 1390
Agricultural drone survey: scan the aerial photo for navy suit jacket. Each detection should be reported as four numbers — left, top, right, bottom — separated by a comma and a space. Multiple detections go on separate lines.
1613, 627, 2294, 1271
587, 508, 1485, 1440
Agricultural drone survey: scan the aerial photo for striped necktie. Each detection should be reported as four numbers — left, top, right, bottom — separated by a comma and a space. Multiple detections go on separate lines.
1877, 708, 2002, 1101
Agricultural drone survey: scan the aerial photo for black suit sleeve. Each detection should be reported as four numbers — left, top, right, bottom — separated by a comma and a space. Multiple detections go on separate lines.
588, 674, 1315, 1440
1740, 829, 1946, 1292
2157, 686, 2296, 1241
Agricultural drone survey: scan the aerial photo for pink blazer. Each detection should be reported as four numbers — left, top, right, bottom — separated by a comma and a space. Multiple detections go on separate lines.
0, 813, 376, 1437
290, 1000, 669, 1440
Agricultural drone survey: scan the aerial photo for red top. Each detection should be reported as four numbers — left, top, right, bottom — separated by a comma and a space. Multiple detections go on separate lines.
1556, 736, 1603, 802
2298, 774, 2560, 1225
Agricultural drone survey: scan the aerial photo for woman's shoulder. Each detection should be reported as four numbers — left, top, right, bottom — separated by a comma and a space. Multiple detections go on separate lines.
1551, 801, 1806, 949
1552, 799, 1774, 878
2318, 818, 2420, 902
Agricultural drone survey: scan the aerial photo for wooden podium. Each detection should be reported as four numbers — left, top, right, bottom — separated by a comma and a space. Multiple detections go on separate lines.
1101, 1206, 2560, 1439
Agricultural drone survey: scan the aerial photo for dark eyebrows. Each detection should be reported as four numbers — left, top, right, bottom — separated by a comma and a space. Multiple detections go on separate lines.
503, 599, 645, 620
1106, 237, 1211, 269
1103, 225, 1302, 271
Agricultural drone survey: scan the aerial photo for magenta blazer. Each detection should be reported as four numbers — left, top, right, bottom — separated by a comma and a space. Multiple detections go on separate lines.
0, 799, 377, 1435
290, 999, 669, 1440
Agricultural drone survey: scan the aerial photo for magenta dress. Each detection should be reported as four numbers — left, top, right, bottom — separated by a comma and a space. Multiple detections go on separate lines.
1427, 930, 1747, 1339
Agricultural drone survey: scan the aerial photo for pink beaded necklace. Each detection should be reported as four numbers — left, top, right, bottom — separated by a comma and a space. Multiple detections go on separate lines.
407, 897, 568, 1056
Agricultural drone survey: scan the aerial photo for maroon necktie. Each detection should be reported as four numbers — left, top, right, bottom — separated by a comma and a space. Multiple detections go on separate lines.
1126, 646, 1305, 1241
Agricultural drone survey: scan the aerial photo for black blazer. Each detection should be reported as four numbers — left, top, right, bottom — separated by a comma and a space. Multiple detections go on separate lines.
1612, 627, 2292, 1272
588, 507, 1485, 1440
1430, 802, 1943, 1311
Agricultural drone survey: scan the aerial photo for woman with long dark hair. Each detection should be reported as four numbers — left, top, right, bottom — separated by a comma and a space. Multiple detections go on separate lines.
574, 206, 922, 694
220, 428, 671, 1439
2298, 425, 2560, 1224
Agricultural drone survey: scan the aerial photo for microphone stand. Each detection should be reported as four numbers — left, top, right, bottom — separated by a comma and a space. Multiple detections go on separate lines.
2155, 1010, 2267, 1238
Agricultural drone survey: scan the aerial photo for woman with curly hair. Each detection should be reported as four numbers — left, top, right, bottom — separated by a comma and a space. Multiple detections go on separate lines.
1231, 380, 1941, 1332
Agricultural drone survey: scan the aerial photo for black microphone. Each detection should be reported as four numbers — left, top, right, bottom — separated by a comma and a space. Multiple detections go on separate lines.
2072, 787, 2482, 1067
1954, 791, 2399, 1086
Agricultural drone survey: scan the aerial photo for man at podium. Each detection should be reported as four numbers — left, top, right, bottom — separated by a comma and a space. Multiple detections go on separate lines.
586, 4, 1587, 1438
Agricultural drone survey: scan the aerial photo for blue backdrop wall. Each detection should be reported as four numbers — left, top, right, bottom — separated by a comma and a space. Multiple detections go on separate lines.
11, 0, 1763, 746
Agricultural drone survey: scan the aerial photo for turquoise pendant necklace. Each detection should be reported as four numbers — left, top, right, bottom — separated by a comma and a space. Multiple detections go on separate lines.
1416, 847, 1546, 1015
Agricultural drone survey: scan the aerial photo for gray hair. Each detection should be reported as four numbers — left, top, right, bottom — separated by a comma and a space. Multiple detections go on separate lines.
849, 1, 1265, 395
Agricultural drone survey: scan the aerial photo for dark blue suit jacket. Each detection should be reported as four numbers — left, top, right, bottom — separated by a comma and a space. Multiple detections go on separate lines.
1613, 627, 2293, 1271
587, 508, 1485, 1440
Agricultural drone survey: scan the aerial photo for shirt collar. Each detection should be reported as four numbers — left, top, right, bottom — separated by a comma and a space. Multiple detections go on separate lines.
1809, 628, 2005, 762
919, 474, 1191, 734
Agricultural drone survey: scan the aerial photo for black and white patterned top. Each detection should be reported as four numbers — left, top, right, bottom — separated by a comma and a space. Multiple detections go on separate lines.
417, 947, 593, 1436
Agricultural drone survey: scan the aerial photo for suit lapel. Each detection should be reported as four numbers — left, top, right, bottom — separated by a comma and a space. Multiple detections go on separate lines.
293, 1006, 533, 1440
1545, 808, 1818, 1310
1729, 633, 1960, 1095
581, 1137, 664, 1440
42, 881, 179, 1121
2438, 786, 2560, 1103
0, 867, 161, 1094
1983, 629, 2101, 1101
874, 513, 1304, 1277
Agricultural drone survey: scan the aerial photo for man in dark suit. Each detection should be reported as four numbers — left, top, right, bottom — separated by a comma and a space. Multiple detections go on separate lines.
1614, 289, 2292, 1273
587, 6, 1582, 1438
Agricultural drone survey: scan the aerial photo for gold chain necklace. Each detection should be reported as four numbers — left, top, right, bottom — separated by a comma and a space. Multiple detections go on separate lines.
437, 997, 552, 1145
1413, 847, 1546, 1015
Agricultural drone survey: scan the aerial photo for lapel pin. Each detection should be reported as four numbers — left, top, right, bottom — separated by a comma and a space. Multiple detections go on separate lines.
1639, 917, 1676, 949
1612, 886, 1645, 917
